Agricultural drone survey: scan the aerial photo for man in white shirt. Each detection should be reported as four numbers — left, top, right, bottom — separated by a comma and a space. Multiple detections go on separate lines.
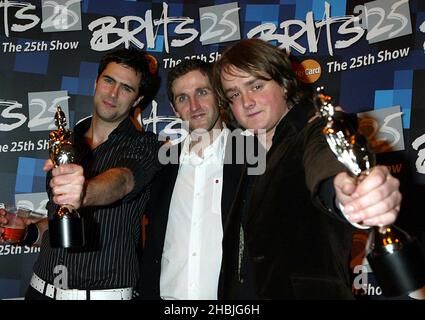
138, 59, 244, 299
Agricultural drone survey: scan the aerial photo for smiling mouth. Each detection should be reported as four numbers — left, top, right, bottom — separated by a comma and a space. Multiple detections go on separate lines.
103, 100, 116, 108
247, 111, 261, 118
191, 113, 205, 120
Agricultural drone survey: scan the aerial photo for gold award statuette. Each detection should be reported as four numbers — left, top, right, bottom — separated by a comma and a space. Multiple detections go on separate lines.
314, 87, 425, 297
48, 106, 85, 248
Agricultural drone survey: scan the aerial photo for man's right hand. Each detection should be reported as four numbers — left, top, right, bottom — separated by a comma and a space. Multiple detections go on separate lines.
44, 160, 85, 209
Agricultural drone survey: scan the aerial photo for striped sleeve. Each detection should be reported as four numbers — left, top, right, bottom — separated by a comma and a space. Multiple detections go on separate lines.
119, 131, 163, 202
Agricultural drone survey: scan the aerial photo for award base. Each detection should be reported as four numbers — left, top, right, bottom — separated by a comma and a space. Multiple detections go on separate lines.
367, 238, 425, 297
49, 217, 85, 249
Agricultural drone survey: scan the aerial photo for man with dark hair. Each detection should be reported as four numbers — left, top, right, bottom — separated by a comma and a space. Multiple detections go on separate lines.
212, 38, 402, 299
16, 48, 162, 300
138, 59, 243, 300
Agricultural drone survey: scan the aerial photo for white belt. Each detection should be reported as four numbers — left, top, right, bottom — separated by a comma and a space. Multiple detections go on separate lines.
30, 273, 133, 300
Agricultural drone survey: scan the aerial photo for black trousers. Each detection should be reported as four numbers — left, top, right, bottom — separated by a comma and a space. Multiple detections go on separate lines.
25, 286, 53, 300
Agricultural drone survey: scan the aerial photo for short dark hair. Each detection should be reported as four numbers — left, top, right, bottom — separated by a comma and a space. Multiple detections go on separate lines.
212, 38, 308, 109
97, 48, 154, 98
167, 59, 213, 104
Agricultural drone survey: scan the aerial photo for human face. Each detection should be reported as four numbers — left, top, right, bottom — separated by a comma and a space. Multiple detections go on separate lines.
221, 66, 289, 134
93, 62, 142, 124
171, 70, 222, 132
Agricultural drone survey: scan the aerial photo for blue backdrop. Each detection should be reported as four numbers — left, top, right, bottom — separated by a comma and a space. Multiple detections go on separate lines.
1, 0, 424, 299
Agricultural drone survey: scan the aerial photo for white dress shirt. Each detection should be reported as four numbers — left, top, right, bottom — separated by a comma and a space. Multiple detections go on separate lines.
160, 127, 229, 300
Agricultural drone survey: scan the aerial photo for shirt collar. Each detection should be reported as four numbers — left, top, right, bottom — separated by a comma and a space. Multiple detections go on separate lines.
180, 123, 229, 165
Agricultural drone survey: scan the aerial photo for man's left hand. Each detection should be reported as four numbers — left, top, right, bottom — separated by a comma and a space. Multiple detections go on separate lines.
334, 165, 401, 227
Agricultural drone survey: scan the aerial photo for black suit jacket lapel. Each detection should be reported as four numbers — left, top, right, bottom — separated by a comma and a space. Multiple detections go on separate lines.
221, 131, 245, 227
222, 162, 244, 226
146, 144, 181, 250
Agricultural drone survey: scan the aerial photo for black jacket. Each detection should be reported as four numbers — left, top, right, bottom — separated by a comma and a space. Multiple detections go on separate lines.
218, 102, 355, 299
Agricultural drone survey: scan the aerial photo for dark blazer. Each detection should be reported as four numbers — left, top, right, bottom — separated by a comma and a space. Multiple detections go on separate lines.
218, 102, 355, 299
138, 131, 244, 299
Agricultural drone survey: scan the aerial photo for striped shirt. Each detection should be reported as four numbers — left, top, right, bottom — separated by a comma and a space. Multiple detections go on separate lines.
33, 116, 162, 289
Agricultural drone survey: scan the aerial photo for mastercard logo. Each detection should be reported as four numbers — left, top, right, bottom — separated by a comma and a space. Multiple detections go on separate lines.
295, 59, 322, 84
